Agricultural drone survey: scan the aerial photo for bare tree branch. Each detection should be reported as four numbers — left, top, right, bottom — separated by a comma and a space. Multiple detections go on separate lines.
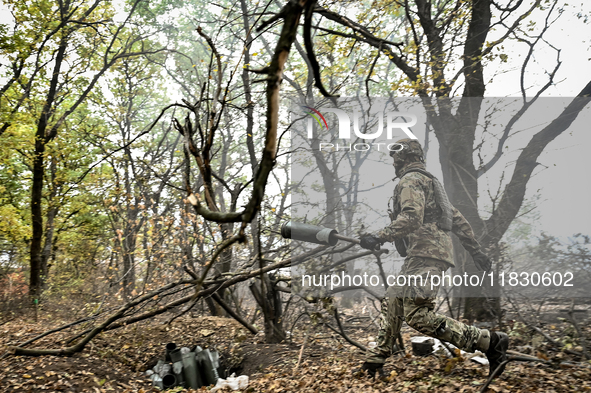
483, 83, 591, 247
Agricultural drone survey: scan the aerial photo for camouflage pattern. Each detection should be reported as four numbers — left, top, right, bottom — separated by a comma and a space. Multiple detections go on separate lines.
390, 139, 425, 162
366, 156, 490, 365
377, 162, 482, 266
367, 257, 490, 364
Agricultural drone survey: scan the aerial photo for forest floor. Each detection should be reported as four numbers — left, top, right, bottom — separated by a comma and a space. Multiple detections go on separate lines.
1, 307, 591, 392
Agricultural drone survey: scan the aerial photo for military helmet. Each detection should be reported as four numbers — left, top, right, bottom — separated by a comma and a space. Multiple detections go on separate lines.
389, 138, 425, 162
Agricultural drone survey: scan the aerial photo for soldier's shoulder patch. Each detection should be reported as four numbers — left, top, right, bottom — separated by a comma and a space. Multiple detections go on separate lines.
400, 187, 413, 202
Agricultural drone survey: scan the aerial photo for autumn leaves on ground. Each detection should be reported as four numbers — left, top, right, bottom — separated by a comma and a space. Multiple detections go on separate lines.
2, 303, 591, 393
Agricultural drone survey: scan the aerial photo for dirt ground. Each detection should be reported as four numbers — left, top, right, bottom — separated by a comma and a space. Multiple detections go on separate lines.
1, 311, 591, 392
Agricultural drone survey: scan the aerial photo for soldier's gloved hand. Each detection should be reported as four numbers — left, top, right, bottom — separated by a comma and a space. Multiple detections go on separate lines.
359, 234, 381, 250
472, 250, 492, 271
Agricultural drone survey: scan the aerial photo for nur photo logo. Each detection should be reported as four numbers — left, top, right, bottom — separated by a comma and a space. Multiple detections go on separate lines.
302, 106, 418, 140
298, 101, 420, 152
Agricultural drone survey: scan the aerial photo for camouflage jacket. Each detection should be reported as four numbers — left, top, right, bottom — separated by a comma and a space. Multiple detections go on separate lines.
377, 162, 481, 266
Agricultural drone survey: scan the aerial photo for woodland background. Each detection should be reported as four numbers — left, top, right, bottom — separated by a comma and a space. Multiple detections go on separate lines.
1, 0, 590, 392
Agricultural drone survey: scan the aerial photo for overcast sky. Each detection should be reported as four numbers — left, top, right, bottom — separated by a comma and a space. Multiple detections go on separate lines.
482, 2, 591, 242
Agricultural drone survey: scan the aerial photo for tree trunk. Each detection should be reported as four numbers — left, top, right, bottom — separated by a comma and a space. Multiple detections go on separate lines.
28, 32, 69, 300
249, 274, 286, 343
29, 141, 45, 301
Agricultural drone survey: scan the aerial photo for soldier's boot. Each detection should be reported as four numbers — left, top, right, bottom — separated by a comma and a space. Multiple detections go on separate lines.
352, 362, 387, 380
485, 332, 509, 378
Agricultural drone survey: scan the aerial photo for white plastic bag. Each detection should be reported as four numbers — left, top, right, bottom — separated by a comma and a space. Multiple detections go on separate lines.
210, 373, 249, 392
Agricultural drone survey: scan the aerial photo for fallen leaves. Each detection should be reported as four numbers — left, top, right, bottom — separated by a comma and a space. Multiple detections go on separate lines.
2, 312, 591, 393
200, 329, 215, 337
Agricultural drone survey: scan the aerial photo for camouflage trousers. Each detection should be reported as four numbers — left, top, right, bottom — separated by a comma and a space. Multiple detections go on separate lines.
366, 256, 490, 364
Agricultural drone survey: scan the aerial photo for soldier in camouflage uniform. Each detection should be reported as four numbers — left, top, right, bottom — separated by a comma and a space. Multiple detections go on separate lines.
355, 138, 509, 379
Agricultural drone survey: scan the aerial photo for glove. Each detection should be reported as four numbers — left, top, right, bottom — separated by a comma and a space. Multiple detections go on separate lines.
472, 250, 492, 271
359, 234, 381, 250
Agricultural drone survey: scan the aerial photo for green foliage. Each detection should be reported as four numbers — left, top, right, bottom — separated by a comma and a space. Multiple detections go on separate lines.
0, 0, 182, 296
